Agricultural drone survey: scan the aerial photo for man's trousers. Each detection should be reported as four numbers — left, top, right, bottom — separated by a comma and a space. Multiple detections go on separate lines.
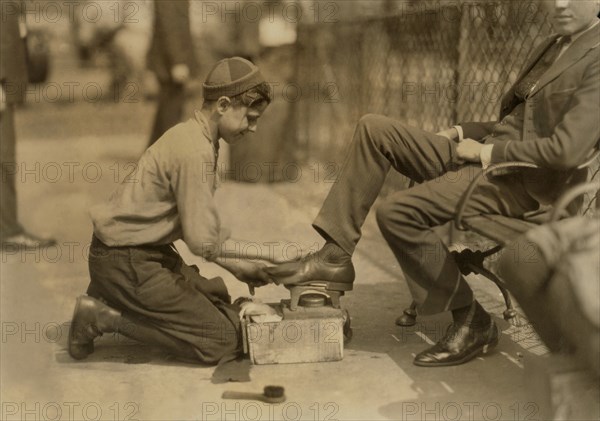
86, 235, 241, 364
313, 114, 538, 315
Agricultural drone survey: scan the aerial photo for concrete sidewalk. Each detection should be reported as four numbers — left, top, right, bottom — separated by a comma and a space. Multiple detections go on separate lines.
0, 97, 549, 420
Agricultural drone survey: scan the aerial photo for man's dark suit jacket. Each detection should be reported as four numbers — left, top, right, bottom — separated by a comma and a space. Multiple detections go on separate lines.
0, 2, 28, 104
147, 0, 198, 82
462, 23, 600, 205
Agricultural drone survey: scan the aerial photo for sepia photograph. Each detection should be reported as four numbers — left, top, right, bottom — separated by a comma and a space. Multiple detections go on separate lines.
1, 0, 599, 420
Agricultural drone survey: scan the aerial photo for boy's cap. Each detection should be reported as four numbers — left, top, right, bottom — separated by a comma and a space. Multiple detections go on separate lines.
203, 57, 266, 100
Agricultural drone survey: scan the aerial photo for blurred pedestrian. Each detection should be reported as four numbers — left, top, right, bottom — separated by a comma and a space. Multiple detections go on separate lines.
147, 0, 198, 146
108, 0, 153, 100
1, 2, 55, 249
69, 0, 153, 101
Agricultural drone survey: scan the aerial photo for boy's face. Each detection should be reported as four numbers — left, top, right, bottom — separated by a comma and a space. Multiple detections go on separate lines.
217, 99, 267, 145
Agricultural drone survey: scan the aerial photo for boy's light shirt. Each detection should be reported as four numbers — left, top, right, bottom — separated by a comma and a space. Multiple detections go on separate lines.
90, 115, 223, 259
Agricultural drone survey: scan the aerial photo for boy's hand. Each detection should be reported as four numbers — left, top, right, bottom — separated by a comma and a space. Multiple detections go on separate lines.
232, 260, 273, 290
238, 301, 279, 320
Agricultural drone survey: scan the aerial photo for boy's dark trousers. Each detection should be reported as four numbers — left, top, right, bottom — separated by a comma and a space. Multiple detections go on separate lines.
86, 235, 241, 364
313, 114, 538, 315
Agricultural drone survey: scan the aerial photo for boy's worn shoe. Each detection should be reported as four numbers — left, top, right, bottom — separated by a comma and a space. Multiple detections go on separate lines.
68, 295, 120, 360
413, 320, 499, 367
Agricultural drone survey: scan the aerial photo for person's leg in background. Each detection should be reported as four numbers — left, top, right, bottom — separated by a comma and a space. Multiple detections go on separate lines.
148, 81, 186, 146
1, 104, 55, 248
1, 104, 23, 239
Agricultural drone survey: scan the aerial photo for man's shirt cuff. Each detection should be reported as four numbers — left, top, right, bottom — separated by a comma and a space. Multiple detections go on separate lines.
453, 125, 464, 142
480, 144, 494, 169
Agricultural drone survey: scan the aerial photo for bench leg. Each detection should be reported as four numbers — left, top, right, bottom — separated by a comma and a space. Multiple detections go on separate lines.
396, 301, 417, 327
474, 265, 525, 327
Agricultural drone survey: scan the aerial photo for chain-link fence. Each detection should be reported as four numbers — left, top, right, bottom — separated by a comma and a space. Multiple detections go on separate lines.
293, 1, 554, 161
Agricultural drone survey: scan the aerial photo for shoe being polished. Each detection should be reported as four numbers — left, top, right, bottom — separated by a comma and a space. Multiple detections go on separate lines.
1, 231, 56, 249
413, 320, 499, 367
68, 295, 120, 360
264, 244, 355, 292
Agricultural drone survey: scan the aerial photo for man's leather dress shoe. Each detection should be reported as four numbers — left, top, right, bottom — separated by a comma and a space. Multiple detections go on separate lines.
264, 251, 355, 292
1, 232, 56, 249
68, 295, 120, 360
413, 320, 498, 367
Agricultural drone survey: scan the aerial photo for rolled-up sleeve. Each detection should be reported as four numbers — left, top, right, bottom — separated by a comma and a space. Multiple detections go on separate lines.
170, 148, 222, 260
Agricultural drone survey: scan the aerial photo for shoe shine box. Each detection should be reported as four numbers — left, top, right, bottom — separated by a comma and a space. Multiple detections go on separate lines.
242, 295, 348, 365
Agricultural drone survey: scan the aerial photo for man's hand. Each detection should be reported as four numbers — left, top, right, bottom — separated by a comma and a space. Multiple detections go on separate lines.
456, 139, 484, 163
238, 301, 280, 321
436, 127, 459, 141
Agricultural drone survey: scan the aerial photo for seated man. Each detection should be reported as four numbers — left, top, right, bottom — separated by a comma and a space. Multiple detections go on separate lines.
498, 216, 600, 376
68, 57, 275, 364
267, 1, 600, 367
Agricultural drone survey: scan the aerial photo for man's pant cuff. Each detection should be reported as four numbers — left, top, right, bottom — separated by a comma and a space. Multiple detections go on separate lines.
311, 220, 355, 256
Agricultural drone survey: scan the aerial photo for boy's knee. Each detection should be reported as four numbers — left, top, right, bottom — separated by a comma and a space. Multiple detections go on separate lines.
198, 346, 241, 365
197, 323, 242, 365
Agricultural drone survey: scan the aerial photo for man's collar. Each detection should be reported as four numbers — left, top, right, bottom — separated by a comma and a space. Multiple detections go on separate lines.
564, 19, 600, 44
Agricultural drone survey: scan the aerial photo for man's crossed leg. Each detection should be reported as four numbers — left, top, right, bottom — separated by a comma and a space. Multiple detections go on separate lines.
266, 114, 538, 366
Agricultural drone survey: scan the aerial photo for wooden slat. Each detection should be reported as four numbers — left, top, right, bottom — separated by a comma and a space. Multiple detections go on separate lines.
462, 214, 536, 245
